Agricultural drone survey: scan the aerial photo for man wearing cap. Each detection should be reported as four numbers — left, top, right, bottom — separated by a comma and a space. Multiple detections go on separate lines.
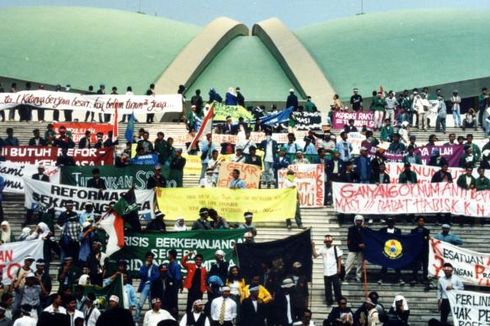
239, 212, 257, 236
239, 286, 266, 326
150, 264, 173, 315
437, 263, 464, 323
345, 215, 365, 282
243, 232, 255, 244
192, 208, 212, 230
286, 89, 298, 110
398, 163, 417, 184
96, 295, 134, 325
86, 168, 106, 190
292, 150, 309, 165
312, 235, 342, 307
19, 271, 47, 320
210, 286, 237, 326
147, 165, 167, 189
136, 251, 160, 321
28, 129, 47, 147
209, 250, 229, 286
179, 299, 210, 326
274, 278, 297, 325
434, 225, 463, 246
82, 293, 100, 326
143, 297, 175, 326
182, 252, 208, 312
350, 88, 363, 112
354, 147, 371, 184
12, 256, 35, 315
34, 259, 51, 308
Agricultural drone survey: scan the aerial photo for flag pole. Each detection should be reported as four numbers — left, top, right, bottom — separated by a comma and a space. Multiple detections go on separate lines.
362, 259, 369, 299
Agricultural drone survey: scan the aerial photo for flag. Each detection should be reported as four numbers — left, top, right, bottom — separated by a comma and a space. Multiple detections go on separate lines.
82, 273, 125, 309
99, 212, 125, 257
236, 228, 313, 281
188, 103, 214, 151
112, 188, 138, 216
379, 85, 385, 98
260, 107, 293, 126
125, 113, 135, 143
361, 228, 424, 269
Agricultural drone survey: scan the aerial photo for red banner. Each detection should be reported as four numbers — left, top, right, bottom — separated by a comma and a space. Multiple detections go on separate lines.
52, 122, 113, 143
0, 146, 113, 166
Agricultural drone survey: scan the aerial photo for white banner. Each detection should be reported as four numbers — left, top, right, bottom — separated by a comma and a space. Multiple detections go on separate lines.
332, 182, 490, 217
0, 239, 44, 280
0, 161, 59, 193
23, 178, 155, 218
278, 164, 325, 207
0, 90, 182, 114
385, 162, 490, 184
447, 290, 490, 325
429, 239, 490, 287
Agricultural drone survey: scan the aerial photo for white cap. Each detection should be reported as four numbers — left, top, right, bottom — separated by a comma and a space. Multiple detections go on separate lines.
82, 221, 92, 229
78, 274, 90, 286
354, 215, 364, 221
244, 232, 253, 238
215, 250, 225, 257
401, 121, 409, 127
26, 272, 36, 278
281, 278, 295, 288
289, 88, 294, 93
220, 286, 231, 292
109, 295, 119, 303
0, 221, 8, 226
483, 149, 490, 157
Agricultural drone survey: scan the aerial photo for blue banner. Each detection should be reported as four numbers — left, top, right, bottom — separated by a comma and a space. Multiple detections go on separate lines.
260, 107, 293, 126
361, 228, 424, 269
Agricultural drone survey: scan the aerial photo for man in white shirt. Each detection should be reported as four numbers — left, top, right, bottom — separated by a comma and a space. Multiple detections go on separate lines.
437, 263, 464, 323
312, 235, 343, 307
83, 293, 100, 326
384, 91, 399, 124
66, 296, 84, 326
179, 299, 210, 326
143, 298, 175, 326
231, 146, 246, 163
43, 293, 67, 314
13, 304, 36, 326
210, 287, 237, 326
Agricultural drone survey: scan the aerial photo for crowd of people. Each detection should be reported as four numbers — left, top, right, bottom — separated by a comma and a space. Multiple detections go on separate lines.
0, 84, 488, 326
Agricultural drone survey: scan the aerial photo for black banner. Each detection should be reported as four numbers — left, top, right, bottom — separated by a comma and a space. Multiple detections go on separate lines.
293, 111, 322, 130
236, 229, 313, 281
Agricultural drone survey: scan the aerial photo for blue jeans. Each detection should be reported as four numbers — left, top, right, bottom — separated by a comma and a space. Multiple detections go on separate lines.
452, 108, 461, 127
136, 283, 151, 320
263, 161, 274, 185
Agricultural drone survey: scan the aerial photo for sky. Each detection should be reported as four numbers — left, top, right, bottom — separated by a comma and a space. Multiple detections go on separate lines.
1, 0, 490, 29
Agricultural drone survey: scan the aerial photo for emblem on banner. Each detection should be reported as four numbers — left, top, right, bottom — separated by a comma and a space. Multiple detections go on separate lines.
384, 239, 403, 259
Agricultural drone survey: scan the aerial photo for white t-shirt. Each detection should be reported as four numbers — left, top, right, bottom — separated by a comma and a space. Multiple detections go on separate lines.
318, 246, 343, 277
143, 309, 175, 326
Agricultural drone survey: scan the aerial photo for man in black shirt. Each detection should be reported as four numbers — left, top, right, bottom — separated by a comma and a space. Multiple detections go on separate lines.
410, 216, 430, 289
350, 88, 363, 111
32, 165, 49, 182
28, 129, 47, 147
86, 168, 106, 190
55, 148, 75, 167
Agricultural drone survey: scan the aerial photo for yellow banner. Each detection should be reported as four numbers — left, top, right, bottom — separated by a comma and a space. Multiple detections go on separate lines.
156, 187, 296, 221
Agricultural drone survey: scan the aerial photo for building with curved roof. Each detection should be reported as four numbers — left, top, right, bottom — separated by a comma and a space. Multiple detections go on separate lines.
1, 6, 489, 111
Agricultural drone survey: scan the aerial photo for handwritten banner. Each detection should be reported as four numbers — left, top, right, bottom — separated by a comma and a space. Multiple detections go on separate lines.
385, 162, 490, 183
52, 122, 114, 143
332, 182, 490, 217
24, 178, 155, 219
173, 131, 309, 147
371, 144, 465, 167
0, 161, 59, 193
0, 146, 113, 166
0, 240, 44, 280
447, 290, 490, 324
156, 187, 296, 221
293, 111, 322, 130
0, 90, 182, 113
217, 162, 261, 189
278, 164, 325, 207
332, 111, 374, 129
429, 239, 490, 287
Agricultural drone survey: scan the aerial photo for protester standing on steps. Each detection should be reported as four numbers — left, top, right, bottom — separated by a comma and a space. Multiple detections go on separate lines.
437, 263, 463, 323
281, 170, 303, 230
182, 252, 208, 312
344, 215, 365, 283
312, 235, 342, 307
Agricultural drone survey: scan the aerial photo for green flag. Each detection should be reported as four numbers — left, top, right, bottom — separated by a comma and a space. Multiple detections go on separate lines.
111, 188, 138, 216
82, 273, 125, 309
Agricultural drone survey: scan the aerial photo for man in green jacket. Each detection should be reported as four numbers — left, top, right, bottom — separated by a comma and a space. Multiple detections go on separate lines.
475, 167, 490, 190
371, 91, 386, 130
398, 163, 418, 184
456, 166, 476, 190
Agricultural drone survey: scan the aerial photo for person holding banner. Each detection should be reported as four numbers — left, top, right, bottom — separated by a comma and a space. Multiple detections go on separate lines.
437, 263, 464, 323
259, 131, 278, 188
282, 170, 303, 230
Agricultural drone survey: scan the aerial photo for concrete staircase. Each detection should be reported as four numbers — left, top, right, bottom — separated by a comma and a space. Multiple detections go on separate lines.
1, 121, 489, 325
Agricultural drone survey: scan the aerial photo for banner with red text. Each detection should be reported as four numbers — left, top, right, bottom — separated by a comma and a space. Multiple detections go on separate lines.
385, 162, 490, 183
0, 240, 44, 280
217, 162, 261, 189
428, 239, 490, 287
332, 182, 490, 217
0, 146, 113, 166
52, 122, 113, 143
0, 90, 182, 113
278, 164, 325, 207
332, 111, 374, 129
0, 161, 59, 193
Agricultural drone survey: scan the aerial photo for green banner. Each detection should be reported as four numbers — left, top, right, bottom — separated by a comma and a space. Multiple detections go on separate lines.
81, 274, 125, 309
108, 229, 245, 278
214, 103, 254, 122
60, 165, 154, 189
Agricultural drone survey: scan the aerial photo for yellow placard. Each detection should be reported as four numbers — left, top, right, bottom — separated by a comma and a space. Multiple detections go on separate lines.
156, 187, 296, 221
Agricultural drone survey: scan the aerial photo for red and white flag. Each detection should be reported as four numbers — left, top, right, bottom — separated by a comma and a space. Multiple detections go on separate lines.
99, 212, 125, 257
188, 103, 214, 151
